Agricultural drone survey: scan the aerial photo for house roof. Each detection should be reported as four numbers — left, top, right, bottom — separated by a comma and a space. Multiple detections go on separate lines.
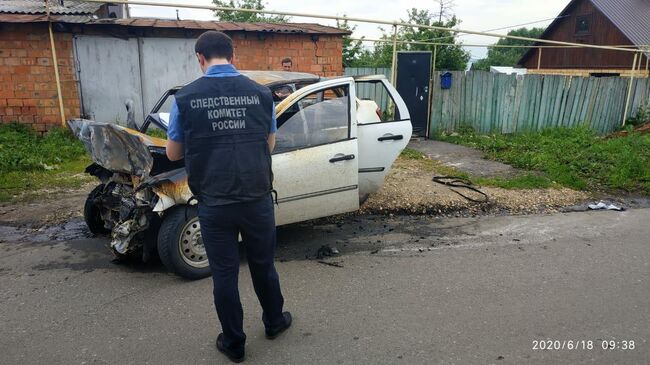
590, 0, 650, 47
0, 0, 349, 35
0, 12, 350, 35
0, 0, 102, 15
518, 0, 650, 65
88, 18, 350, 35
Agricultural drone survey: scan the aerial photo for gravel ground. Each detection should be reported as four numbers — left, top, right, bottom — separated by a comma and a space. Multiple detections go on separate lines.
1, 157, 591, 228
360, 157, 590, 216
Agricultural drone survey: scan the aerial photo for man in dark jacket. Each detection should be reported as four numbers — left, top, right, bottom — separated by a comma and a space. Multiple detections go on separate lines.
166, 31, 291, 363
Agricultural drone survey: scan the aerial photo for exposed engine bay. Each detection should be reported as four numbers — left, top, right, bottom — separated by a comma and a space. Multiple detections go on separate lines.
69, 119, 189, 260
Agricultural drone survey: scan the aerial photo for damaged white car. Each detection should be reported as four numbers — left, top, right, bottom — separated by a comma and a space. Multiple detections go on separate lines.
70, 71, 412, 279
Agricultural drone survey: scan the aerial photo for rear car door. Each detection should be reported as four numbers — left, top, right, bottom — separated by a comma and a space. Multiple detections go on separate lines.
354, 76, 412, 201
272, 78, 359, 225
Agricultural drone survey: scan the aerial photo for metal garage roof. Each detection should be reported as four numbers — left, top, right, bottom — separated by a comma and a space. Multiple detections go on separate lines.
85, 18, 350, 34
0, 13, 350, 35
0, 0, 102, 15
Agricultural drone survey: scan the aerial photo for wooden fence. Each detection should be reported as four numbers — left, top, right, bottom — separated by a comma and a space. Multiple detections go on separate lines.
344, 68, 650, 135
344, 67, 393, 111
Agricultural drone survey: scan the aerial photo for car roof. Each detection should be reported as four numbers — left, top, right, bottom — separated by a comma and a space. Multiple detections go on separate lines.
240, 70, 320, 87
169, 70, 320, 90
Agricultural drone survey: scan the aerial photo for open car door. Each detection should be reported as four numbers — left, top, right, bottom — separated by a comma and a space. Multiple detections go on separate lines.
354, 76, 412, 201
272, 78, 359, 226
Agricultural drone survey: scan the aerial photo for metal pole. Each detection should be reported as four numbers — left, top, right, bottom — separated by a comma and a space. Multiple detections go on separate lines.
46, 0, 66, 128
427, 47, 436, 139
537, 47, 542, 69
78, 0, 640, 54
622, 53, 639, 127
432, 44, 437, 72
390, 25, 398, 86
350, 38, 646, 50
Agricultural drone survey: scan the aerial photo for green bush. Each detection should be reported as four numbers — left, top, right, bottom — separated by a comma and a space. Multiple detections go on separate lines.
438, 127, 650, 193
0, 123, 86, 174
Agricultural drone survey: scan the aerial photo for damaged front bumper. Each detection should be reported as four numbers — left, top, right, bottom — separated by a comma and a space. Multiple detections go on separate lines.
69, 119, 193, 256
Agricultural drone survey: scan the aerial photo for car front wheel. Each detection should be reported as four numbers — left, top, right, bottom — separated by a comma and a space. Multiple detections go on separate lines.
84, 184, 111, 235
157, 205, 211, 280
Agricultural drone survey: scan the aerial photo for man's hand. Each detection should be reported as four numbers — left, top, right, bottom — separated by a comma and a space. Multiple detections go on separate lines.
166, 139, 184, 161
268, 133, 276, 153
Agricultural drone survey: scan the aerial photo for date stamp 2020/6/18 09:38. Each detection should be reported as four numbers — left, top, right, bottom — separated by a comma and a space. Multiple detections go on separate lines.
532, 339, 636, 351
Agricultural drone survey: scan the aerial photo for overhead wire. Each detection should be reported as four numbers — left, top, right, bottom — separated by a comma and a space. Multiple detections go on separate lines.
78, 0, 640, 53
417, 15, 569, 44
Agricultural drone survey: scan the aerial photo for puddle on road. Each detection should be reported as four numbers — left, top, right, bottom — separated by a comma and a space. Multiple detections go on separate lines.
0, 213, 525, 275
0, 218, 92, 244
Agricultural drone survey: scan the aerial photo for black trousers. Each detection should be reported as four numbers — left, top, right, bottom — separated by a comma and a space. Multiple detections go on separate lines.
198, 196, 285, 351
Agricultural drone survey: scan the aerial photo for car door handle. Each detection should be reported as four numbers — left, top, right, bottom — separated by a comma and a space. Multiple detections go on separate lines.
329, 154, 355, 163
378, 135, 404, 142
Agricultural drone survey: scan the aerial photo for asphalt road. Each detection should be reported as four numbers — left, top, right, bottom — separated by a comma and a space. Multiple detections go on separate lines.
1, 209, 648, 365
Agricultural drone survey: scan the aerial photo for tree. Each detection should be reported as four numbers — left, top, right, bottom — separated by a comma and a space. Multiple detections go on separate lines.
212, 0, 290, 23
337, 17, 365, 67
400, 9, 470, 71
472, 27, 544, 70
348, 8, 470, 70
434, 0, 455, 23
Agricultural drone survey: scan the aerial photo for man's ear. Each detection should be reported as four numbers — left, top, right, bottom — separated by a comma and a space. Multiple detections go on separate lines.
196, 53, 205, 66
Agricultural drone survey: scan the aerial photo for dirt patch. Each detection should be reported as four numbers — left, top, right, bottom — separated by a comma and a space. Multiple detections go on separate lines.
360, 158, 590, 216
0, 184, 93, 228
408, 139, 523, 178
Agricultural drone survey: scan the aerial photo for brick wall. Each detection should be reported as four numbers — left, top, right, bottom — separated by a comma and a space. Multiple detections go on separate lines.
0, 23, 80, 133
231, 33, 344, 76
0, 24, 344, 132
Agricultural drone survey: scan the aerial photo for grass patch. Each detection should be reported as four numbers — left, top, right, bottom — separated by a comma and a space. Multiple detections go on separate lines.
401, 147, 555, 190
0, 124, 92, 202
400, 147, 426, 160
437, 127, 650, 193
145, 127, 167, 139
474, 174, 553, 190
401, 147, 468, 176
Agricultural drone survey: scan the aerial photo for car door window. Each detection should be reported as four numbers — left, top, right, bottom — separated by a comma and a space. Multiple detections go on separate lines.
356, 80, 402, 123
275, 85, 350, 154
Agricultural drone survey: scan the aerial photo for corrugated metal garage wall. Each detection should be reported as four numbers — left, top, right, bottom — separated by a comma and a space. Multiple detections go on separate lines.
138, 38, 202, 114
73, 35, 202, 125
73, 35, 144, 124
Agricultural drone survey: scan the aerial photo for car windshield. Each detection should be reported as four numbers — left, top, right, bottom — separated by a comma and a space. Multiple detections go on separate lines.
158, 113, 170, 128
154, 95, 176, 127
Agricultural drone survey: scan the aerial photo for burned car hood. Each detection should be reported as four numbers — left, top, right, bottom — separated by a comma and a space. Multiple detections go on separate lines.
68, 119, 157, 179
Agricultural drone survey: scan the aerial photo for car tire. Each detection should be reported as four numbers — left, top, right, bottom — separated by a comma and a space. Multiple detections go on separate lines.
84, 184, 111, 235
157, 205, 211, 280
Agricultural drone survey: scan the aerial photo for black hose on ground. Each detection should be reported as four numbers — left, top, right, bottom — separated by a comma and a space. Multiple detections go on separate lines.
432, 176, 489, 203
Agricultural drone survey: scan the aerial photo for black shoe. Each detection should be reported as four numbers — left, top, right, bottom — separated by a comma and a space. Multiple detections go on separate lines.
265, 312, 292, 339
216, 333, 245, 363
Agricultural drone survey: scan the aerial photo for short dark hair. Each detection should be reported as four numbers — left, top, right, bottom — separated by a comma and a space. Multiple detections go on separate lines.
195, 31, 233, 60
281, 57, 292, 64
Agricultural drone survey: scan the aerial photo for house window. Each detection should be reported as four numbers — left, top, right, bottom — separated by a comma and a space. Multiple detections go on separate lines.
575, 15, 591, 34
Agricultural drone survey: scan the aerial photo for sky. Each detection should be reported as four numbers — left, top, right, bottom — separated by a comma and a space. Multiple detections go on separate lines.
129, 0, 572, 60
